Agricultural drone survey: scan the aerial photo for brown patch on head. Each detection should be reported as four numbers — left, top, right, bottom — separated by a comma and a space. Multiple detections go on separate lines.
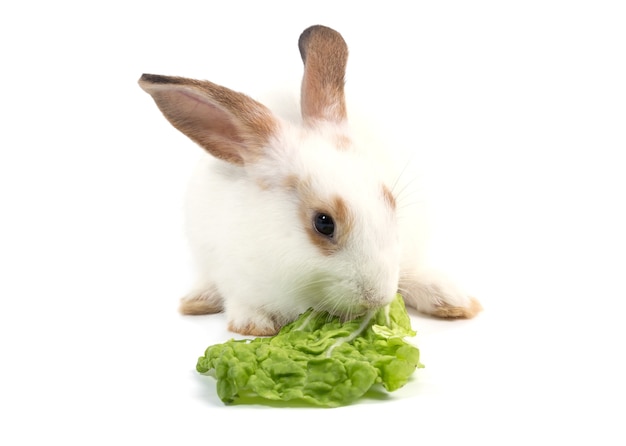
283, 174, 299, 191
330, 195, 352, 238
381, 185, 396, 209
293, 177, 354, 255
335, 133, 352, 151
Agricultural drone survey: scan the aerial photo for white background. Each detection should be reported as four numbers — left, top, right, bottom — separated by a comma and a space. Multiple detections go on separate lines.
1, 1, 625, 444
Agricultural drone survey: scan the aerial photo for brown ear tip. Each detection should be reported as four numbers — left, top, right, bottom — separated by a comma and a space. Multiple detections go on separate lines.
139, 73, 168, 84
298, 26, 316, 61
298, 25, 346, 62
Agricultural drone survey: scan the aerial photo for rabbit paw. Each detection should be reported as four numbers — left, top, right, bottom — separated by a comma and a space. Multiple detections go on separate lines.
400, 270, 482, 319
179, 286, 223, 315
227, 313, 281, 336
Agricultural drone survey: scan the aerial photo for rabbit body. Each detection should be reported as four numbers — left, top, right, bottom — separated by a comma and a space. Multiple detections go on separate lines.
140, 25, 481, 335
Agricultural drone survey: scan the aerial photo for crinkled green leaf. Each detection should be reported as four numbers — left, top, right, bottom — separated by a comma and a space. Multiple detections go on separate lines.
196, 294, 423, 407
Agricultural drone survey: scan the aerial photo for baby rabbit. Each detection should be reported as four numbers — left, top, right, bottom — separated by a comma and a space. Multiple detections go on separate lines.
139, 25, 481, 336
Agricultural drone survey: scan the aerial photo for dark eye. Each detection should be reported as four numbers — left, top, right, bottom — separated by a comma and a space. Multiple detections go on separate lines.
314, 213, 335, 238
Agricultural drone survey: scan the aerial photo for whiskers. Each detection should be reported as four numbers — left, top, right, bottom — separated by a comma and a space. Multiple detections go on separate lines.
389, 155, 426, 216
274, 273, 368, 324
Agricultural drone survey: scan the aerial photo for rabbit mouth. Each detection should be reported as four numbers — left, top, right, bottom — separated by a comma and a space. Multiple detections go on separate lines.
300, 273, 395, 320
316, 294, 390, 322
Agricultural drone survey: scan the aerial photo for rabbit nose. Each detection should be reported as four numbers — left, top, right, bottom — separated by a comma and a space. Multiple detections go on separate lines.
361, 289, 390, 309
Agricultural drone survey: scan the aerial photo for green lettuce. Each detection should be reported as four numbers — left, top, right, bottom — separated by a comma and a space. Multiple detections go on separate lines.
196, 294, 423, 407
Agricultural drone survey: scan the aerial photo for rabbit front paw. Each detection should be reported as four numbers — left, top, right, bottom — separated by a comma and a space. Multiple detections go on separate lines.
227, 313, 281, 336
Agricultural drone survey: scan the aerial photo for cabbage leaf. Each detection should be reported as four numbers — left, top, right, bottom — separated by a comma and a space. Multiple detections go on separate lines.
196, 294, 423, 407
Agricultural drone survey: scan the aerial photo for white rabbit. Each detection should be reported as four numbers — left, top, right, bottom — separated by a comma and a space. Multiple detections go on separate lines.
139, 25, 481, 336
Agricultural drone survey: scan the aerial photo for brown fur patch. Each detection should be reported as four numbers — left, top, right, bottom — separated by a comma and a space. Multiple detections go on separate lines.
283, 174, 299, 191
179, 289, 223, 315
298, 189, 354, 256
382, 185, 396, 209
432, 297, 483, 319
335, 133, 352, 151
228, 320, 280, 336
290, 176, 355, 255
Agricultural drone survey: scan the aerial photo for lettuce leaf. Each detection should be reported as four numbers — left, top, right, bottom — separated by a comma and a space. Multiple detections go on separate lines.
196, 294, 423, 407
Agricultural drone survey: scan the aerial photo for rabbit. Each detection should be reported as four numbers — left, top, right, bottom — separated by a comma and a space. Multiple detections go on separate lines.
139, 25, 481, 336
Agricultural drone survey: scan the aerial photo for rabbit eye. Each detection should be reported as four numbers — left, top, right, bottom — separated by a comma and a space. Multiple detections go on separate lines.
313, 213, 335, 238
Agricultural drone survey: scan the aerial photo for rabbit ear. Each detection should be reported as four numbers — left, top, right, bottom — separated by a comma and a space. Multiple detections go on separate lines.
298, 25, 348, 125
139, 74, 278, 165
